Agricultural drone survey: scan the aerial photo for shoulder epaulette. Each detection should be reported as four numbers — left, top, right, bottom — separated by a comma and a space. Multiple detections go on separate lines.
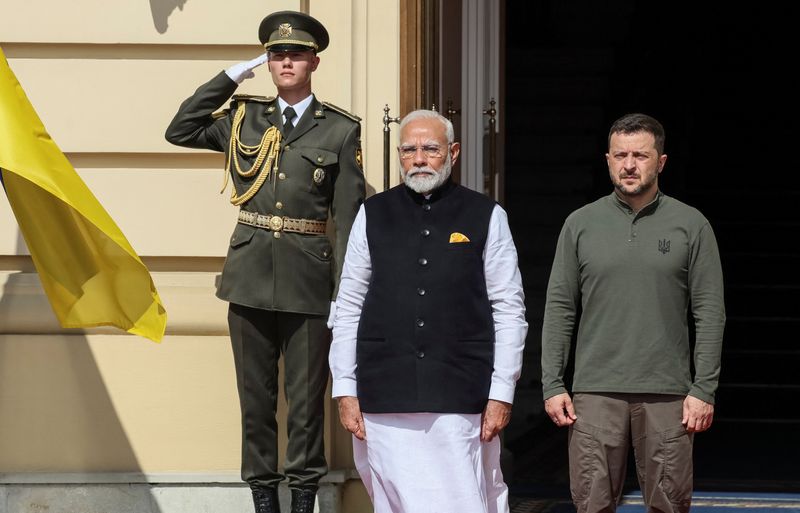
322, 101, 361, 122
232, 94, 276, 104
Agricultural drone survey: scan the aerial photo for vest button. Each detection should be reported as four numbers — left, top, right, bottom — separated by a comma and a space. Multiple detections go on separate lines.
276, 202, 283, 210
278, 172, 286, 180
423, 204, 431, 211
417, 288, 426, 296
417, 351, 425, 358
421, 228, 430, 237
416, 318, 425, 327
418, 258, 428, 266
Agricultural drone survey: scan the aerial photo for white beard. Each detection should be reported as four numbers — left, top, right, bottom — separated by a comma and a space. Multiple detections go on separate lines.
402, 155, 452, 194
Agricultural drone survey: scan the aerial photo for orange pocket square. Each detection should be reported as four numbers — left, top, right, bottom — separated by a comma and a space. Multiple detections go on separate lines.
449, 232, 470, 243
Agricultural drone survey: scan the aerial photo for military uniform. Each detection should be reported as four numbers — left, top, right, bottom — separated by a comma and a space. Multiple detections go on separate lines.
166, 73, 363, 313
164, 11, 364, 511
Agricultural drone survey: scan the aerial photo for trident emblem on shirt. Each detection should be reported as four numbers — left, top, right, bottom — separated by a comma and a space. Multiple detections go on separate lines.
658, 239, 671, 254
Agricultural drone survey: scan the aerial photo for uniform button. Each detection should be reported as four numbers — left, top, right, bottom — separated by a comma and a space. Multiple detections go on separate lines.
418, 258, 428, 266
417, 351, 425, 358
276, 202, 283, 209
416, 319, 425, 327
278, 172, 286, 180
322, 249, 329, 257
273, 232, 281, 239
317, 156, 324, 163
417, 288, 426, 296
421, 228, 430, 237
423, 204, 431, 211
284, 145, 291, 150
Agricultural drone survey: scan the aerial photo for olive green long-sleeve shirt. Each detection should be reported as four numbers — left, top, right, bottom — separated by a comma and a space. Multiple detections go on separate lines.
541, 192, 725, 404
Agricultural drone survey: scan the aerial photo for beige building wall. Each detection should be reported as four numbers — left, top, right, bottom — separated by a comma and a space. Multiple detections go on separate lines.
0, 0, 397, 504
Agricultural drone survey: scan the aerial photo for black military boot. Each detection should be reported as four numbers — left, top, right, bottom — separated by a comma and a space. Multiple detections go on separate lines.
290, 488, 316, 513
251, 486, 279, 513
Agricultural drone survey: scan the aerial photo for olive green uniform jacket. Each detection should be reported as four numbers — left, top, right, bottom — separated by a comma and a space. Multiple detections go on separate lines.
165, 72, 365, 316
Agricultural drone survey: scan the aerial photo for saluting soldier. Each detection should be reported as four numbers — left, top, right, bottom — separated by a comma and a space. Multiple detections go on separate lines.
165, 10, 365, 513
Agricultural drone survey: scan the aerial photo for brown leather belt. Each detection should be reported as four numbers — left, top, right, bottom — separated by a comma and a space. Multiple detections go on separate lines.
237, 210, 327, 235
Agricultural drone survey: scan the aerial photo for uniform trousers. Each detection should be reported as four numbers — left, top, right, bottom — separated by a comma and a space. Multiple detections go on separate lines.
228, 303, 330, 490
353, 412, 510, 513
568, 393, 693, 513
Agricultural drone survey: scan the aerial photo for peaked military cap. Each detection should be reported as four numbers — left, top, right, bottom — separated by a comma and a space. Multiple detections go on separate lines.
259, 11, 329, 53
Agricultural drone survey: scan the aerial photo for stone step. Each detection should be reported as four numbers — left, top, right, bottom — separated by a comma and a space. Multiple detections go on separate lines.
0, 472, 358, 513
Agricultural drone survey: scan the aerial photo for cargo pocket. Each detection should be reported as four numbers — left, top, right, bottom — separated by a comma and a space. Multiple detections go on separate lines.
568, 422, 600, 505
660, 426, 693, 513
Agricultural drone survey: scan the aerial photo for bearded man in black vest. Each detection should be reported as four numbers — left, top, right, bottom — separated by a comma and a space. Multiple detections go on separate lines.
329, 109, 528, 513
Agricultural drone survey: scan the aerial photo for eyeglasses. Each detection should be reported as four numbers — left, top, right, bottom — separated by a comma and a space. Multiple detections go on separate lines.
397, 144, 450, 160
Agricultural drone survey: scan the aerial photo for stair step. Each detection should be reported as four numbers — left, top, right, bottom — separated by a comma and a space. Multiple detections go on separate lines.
686, 191, 800, 222
725, 284, 800, 317
693, 419, 800, 483
723, 253, 800, 286
714, 222, 800, 255
716, 385, 800, 421
505, 47, 617, 75
505, 135, 600, 165
719, 349, 800, 385
505, 164, 596, 194
507, 195, 588, 228
504, 105, 606, 135
507, 76, 611, 105
722, 318, 800, 351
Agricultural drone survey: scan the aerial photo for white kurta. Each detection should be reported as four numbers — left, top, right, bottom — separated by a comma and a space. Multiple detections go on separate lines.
355, 413, 510, 513
330, 202, 528, 513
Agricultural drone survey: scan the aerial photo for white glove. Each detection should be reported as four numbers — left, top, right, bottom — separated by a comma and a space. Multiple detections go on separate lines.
326, 301, 337, 330
225, 53, 268, 84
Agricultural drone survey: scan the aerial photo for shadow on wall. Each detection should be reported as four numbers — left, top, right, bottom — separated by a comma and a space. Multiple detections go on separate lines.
149, 0, 189, 34
0, 228, 162, 512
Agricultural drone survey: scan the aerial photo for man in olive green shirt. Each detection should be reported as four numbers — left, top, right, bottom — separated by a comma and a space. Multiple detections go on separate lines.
541, 113, 725, 513
165, 10, 364, 513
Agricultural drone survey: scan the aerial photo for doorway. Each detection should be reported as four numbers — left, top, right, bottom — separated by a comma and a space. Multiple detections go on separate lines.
502, 0, 800, 493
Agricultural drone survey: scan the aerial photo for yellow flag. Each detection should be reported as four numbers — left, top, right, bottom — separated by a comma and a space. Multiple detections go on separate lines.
0, 48, 166, 342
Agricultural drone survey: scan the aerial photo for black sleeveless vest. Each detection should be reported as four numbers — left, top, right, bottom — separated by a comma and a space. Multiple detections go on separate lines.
356, 180, 496, 413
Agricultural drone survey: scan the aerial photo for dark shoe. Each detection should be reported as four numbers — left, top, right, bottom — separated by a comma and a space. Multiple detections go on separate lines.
251, 487, 279, 513
290, 488, 316, 513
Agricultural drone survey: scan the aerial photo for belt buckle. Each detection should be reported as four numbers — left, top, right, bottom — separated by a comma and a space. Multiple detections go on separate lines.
269, 215, 284, 232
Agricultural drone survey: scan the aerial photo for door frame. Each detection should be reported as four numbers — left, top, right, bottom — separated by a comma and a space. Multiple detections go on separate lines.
399, 0, 505, 203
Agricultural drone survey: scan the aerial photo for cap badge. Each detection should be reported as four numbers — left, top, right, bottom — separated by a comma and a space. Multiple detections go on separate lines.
278, 23, 292, 37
